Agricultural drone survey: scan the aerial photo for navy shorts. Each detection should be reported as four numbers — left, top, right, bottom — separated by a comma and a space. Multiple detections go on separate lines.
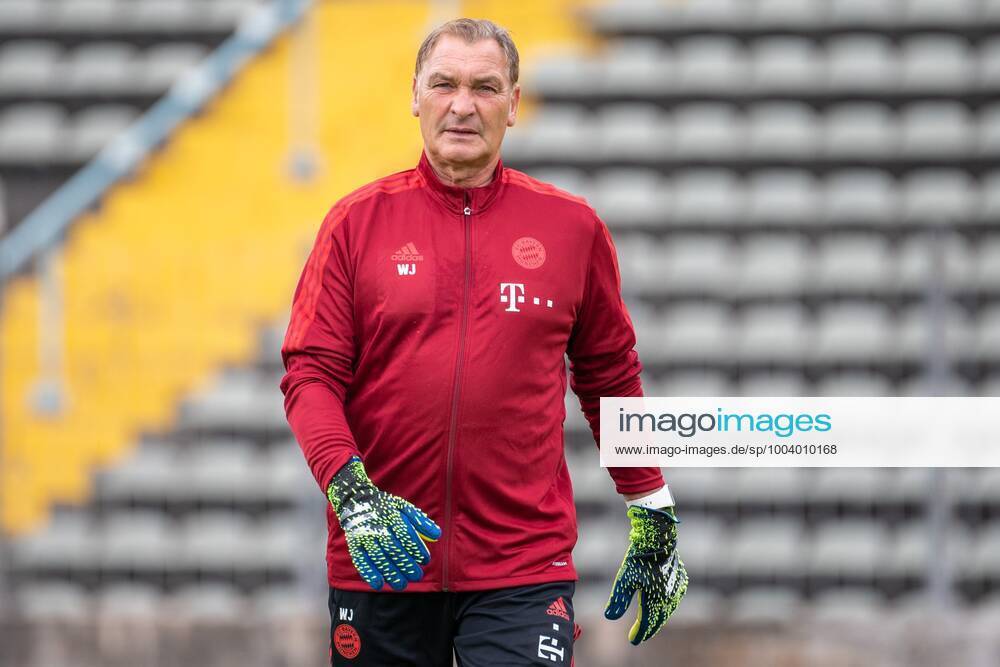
329, 581, 581, 666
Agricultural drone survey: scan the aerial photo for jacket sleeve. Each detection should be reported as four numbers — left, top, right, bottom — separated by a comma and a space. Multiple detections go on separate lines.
567, 215, 665, 496
279, 203, 361, 492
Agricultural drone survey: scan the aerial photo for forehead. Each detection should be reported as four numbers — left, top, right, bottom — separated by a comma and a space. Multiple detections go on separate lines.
422, 34, 509, 81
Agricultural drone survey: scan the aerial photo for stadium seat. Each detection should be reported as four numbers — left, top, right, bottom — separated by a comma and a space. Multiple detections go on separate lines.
737, 234, 811, 297
65, 42, 140, 92
970, 525, 1000, 577
527, 52, 596, 95
523, 168, 591, 202
814, 234, 892, 293
70, 104, 140, 160
512, 105, 592, 160
674, 103, 744, 157
128, 0, 200, 30
900, 36, 974, 91
981, 38, 1000, 86
184, 441, 262, 501
672, 515, 728, 574
980, 171, 1000, 221
669, 588, 722, 625
753, 0, 826, 27
815, 371, 893, 396
97, 583, 164, 619
599, 39, 672, 94
904, 0, 978, 25
823, 170, 898, 223
672, 169, 744, 223
827, 36, 898, 91
0, 40, 62, 92
595, 103, 672, 160
737, 371, 809, 396
900, 102, 974, 157
166, 584, 245, 622
142, 42, 209, 92
977, 236, 1000, 291
680, 0, 751, 27
901, 170, 976, 224
178, 369, 288, 431
747, 169, 821, 223
650, 370, 732, 397
53, 0, 118, 29
896, 233, 974, 291
811, 589, 886, 623
676, 37, 748, 91
179, 512, 256, 570
976, 305, 1000, 361
17, 583, 91, 623
748, 105, 820, 158
0, 103, 67, 160
591, 168, 668, 227
829, 0, 902, 25
752, 38, 823, 92
732, 469, 811, 505
808, 468, 889, 506
12, 511, 100, 570
895, 304, 973, 364
979, 103, 1000, 155
824, 103, 897, 157
666, 469, 734, 506
737, 303, 812, 363
729, 587, 802, 624
728, 518, 807, 578
99, 511, 179, 570
646, 235, 736, 295
649, 303, 735, 362
810, 520, 889, 577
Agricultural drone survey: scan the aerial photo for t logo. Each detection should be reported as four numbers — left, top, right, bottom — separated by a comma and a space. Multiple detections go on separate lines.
499, 283, 526, 312
537, 634, 565, 662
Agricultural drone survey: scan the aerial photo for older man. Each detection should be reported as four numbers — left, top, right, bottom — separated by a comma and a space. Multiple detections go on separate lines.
280, 18, 686, 666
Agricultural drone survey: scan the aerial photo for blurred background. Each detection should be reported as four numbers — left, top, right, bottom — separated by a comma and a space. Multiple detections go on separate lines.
0, 0, 998, 665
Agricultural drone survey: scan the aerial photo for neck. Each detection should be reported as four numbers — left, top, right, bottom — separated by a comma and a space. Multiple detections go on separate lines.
425, 152, 498, 189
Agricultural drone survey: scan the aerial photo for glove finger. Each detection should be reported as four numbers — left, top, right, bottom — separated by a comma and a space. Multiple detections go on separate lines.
369, 541, 409, 591
400, 503, 441, 542
629, 594, 666, 645
385, 529, 425, 583
349, 544, 384, 591
393, 514, 432, 567
603, 564, 638, 620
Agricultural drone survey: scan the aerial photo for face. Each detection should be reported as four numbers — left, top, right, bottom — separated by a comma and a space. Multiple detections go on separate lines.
412, 34, 520, 172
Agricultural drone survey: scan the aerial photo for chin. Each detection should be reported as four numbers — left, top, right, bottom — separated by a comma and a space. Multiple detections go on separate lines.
438, 143, 486, 165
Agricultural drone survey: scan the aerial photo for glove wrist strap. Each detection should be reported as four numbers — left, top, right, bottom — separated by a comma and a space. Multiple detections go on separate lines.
625, 485, 674, 510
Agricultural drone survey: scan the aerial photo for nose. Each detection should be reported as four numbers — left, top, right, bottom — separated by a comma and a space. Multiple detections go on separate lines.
449, 85, 476, 119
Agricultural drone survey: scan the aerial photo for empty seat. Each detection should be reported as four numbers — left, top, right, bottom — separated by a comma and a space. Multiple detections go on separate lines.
645, 235, 736, 295
809, 468, 889, 505
596, 103, 671, 160
13, 511, 100, 570
979, 104, 1000, 155
981, 171, 1000, 221
977, 236, 1000, 290
824, 170, 898, 223
0, 0, 46, 28
0, 40, 61, 91
753, 0, 826, 27
70, 104, 139, 159
729, 587, 801, 624
671, 514, 728, 572
599, 39, 672, 94
904, 0, 977, 25
895, 304, 973, 363
65, 42, 139, 92
184, 442, 262, 499
0, 103, 67, 160
830, 0, 903, 25
98, 583, 163, 619
900, 36, 973, 91
676, 37, 748, 91
814, 235, 892, 292
813, 303, 894, 362
651, 370, 732, 396
650, 303, 735, 362
17, 583, 91, 622
815, 371, 893, 396
737, 304, 811, 362
528, 53, 597, 95
976, 305, 1000, 361
811, 589, 886, 623
981, 38, 1000, 87
901, 103, 973, 156
674, 104, 744, 157
591, 169, 669, 227
748, 104, 820, 157
523, 168, 590, 202
896, 233, 974, 291
810, 520, 889, 577
167, 584, 245, 622
679, 0, 751, 27
672, 169, 743, 224
737, 234, 811, 296
129, 0, 199, 29
209, 0, 260, 26
514, 105, 592, 160
53, 0, 118, 28
827, 36, 897, 91
99, 512, 179, 570
824, 103, 897, 157
752, 38, 823, 92
733, 469, 811, 504
143, 42, 208, 91
901, 170, 976, 223
738, 371, 809, 396
728, 518, 806, 577
180, 512, 256, 569
747, 169, 821, 224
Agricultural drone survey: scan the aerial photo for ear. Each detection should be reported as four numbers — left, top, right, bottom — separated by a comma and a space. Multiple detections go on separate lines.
506, 84, 521, 127
411, 75, 420, 117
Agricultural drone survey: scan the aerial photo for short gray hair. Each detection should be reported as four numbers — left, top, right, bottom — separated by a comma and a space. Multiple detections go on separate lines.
415, 18, 519, 85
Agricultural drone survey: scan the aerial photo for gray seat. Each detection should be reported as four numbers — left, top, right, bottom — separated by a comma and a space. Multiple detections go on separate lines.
981, 38, 1000, 87
809, 520, 889, 577
900, 102, 973, 156
209, 0, 260, 26
809, 468, 890, 505
591, 168, 668, 227
12, 511, 100, 569
596, 103, 671, 160
646, 235, 735, 295
650, 370, 732, 397
979, 104, 1000, 155
977, 236, 1000, 292
0, 103, 67, 160
827, 36, 897, 91
811, 590, 886, 623
0, 0, 46, 28
738, 371, 808, 396
143, 42, 208, 91
901, 170, 975, 224
747, 169, 820, 224
813, 303, 894, 363
980, 171, 1000, 222
729, 588, 801, 625
815, 371, 893, 396
129, 0, 200, 30
823, 170, 898, 223
66, 42, 139, 92
180, 512, 256, 570
650, 304, 734, 362
900, 36, 973, 91
728, 518, 806, 578
976, 305, 1000, 361
676, 37, 748, 91
824, 103, 897, 157
895, 304, 974, 364
752, 38, 823, 92
753, 0, 826, 27
599, 39, 672, 94
830, 0, 903, 25
737, 234, 811, 297
0, 40, 61, 92
732, 469, 811, 505
737, 304, 811, 363
679, 0, 750, 27
673, 169, 744, 224
904, 0, 977, 25
179, 369, 288, 430
747, 104, 819, 157
70, 104, 139, 159
527, 52, 596, 95
99, 512, 179, 570
513, 105, 592, 160
17, 583, 91, 623
184, 440, 263, 500
98, 583, 163, 619
896, 234, 974, 291
167, 584, 245, 622
53, 0, 118, 28
814, 234, 892, 292
674, 104, 744, 157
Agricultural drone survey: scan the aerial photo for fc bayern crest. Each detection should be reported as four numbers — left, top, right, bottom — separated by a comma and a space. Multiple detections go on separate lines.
512, 237, 546, 269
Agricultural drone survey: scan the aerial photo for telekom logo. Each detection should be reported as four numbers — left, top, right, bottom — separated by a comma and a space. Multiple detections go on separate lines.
499, 283, 526, 312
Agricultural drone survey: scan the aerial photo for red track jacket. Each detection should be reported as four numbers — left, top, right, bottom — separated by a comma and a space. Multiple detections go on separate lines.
280, 152, 664, 592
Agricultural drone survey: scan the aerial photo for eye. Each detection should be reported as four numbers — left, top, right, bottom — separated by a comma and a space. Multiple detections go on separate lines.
433, 82, 453, 89
479, 85, 498, 93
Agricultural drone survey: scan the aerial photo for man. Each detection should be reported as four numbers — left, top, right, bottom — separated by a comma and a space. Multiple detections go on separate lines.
280, 18, 686, 666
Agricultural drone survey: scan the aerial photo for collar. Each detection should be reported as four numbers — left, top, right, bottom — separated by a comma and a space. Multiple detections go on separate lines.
416, 150, 506, 214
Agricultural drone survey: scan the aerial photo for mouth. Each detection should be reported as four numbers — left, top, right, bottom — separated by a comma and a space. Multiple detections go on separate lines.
444, 128, 479, 136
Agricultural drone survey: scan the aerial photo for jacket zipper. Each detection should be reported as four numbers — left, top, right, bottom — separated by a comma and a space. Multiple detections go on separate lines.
442, 192, 473, 591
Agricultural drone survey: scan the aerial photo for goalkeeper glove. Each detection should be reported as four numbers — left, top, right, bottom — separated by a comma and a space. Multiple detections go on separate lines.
604, 505, 688, 645
326, 456, 441, 591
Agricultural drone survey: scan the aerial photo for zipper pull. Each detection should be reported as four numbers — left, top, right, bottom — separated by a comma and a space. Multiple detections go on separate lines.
463, 206, 472, 216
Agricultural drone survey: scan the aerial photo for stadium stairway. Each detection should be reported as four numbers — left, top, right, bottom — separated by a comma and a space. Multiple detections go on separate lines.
1, 0, 590, 534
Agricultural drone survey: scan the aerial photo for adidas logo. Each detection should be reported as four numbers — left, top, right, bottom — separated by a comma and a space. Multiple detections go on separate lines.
390, 242, 424, 262
546, 597, 570, 621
